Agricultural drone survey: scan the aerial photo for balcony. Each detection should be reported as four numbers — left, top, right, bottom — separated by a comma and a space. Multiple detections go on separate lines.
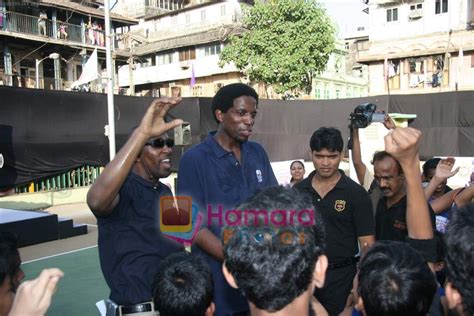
117, 54, 238, 87
0, 11, 107, 48
0, 72, 107, 93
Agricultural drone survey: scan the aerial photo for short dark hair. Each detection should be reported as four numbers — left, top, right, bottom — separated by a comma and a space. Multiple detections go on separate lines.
290, 160, 305, 170
357, 241, 437, 316
153, 252, 213, 316
372, 151, 403, 175
445, 204, 474, 315
422, 158, 441, 177
309, 127, 343, 152
0, 232, 20, 286
435, 231, 446, 263
211, 83, 259, 122
223, 186, 326, 312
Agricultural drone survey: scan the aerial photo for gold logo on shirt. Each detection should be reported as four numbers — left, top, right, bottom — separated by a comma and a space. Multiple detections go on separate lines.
334, 200, 346, 212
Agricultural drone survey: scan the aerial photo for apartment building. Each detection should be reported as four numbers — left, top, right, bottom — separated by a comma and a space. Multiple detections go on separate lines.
0, 0, 135, 91
116, 0, 249, 97
116, 0, 368, 99
313, 38, 369, 100
358, 0, 474, 95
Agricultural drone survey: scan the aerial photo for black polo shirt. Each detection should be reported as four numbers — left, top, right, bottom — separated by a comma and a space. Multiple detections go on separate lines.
96, 173, 184, 305
375, 195, 436, 242
295, 170, 374, 263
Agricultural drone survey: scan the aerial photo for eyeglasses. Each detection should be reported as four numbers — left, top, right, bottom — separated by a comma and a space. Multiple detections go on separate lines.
146, 138, 174, 148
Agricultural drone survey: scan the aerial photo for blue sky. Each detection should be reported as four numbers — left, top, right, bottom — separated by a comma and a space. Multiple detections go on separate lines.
318, 0, 369, 36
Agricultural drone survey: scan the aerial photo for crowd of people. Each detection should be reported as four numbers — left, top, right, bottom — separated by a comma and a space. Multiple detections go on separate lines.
1, 83, 473, 316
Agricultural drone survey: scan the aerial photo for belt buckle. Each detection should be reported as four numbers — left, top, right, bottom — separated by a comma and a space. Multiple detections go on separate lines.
120, 302, 153, 315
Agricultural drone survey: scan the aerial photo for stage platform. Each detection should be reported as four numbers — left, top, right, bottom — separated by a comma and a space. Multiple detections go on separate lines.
0, 208, 88, 247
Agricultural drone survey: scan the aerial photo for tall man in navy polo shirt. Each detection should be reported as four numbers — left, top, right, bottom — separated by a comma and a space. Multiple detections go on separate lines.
294, 127, 375, 316
177, 83, 278, 316
87, 97, 185, 314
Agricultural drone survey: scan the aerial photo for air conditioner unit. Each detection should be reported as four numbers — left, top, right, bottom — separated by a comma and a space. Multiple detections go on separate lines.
174, 122, 192, 146
408, 9, 423, 19
179, 61, 191, 69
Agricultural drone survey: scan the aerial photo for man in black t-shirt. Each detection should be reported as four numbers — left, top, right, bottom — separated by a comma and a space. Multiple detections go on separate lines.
295, 127, 374, 316
372, 151, 436, 242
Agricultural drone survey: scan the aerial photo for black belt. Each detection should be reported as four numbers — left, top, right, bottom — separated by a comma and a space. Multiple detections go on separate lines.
328, 257, 359, 271
119, 302, 153, 315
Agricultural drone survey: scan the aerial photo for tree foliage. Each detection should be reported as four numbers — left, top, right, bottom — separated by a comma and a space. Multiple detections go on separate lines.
219, 0, 336, 98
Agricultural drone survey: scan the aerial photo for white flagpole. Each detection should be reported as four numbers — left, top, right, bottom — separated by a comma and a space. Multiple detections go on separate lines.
104, 0, 116, 160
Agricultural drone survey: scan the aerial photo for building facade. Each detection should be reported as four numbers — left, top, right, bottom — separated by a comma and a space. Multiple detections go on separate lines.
0, 0, 135, 91
116, 0, 368, 99
358, 0, 474, 95
312, 38, 369, 100
116, 0, 248, 97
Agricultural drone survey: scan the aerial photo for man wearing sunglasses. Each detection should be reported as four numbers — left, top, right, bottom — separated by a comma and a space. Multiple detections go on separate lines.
177, 83, 278, 316
87, 97, 185, 315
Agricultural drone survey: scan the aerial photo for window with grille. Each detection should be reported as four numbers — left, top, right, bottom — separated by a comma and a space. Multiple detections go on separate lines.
386, 8, 398, 22
435, 0, 448, 14
179, 47, 196, 61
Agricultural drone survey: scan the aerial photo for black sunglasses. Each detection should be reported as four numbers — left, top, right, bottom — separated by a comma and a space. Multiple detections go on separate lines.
146, 138, 174, 148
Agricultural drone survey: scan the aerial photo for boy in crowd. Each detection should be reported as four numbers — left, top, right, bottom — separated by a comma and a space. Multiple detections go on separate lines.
153, 253, 215, 316
222, 186, 328, 316
444, 204, 474, 316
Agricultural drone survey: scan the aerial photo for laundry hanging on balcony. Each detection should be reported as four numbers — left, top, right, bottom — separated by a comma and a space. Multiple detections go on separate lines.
71, 48, 98, 89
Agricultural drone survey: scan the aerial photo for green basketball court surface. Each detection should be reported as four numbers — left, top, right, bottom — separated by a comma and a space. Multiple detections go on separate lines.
22, 246, 109, 316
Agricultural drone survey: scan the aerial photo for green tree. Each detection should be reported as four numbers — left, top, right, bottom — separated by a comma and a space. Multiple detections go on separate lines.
219, 0, 336, 98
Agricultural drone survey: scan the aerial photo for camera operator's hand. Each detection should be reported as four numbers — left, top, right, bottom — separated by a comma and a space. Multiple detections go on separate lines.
383, 114, 396, 130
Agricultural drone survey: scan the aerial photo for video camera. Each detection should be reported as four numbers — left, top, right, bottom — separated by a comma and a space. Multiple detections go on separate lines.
349, 103, 385, 129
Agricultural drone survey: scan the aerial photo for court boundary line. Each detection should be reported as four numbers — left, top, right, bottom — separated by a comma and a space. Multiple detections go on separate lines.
23, 245, 98, 264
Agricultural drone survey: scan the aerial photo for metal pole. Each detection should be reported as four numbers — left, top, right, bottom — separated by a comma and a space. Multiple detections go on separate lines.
35, 59, 40, 89
54, 58, 61, 90
104, 0, 116, 160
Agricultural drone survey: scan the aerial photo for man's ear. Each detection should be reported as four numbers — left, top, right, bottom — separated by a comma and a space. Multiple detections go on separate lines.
313, 254, 328, 289
205, 302, 216, 316
445, 282, 463, 310
222, 261, 238, 289
215, 109, 224, 123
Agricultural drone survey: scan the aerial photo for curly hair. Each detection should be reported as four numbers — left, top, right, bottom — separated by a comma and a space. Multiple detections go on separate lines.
223, 186, 326, 312
445, 204, 474, 315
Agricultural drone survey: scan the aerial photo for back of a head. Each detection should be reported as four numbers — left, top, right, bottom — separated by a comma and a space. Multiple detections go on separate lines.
223, 186, 326, 312
211, 83, 259, 122
422, 158, 441, 177
153, 252, 213, 316
0, 232, 19, 285
309, 127, 343, 152
445, 204, 474, 315
358, 241, 436, 316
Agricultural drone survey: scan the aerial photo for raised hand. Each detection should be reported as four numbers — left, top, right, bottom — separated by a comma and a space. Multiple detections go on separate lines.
383, 114, 396, 130
9, 268, 64, 316
434, 157, 459, 180
384, 127, 422, 167
137, 97, 184, 139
